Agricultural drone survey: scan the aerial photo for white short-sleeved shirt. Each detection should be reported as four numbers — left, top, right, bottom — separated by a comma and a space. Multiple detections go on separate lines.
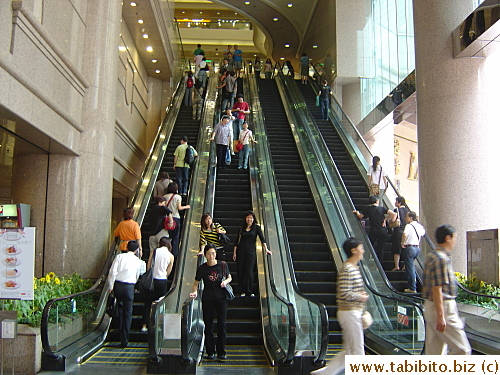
153, 246, 173, 280
239, 129, 252, 145
403, 221, 426, 246
368, 165, 388, 189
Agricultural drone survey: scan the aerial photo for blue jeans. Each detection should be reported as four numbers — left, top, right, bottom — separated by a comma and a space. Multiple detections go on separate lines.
176, 167, 189, 194
238, 144, 249, 168
403, 245, 420, 291
184, 88, 192, 106
222, 92, 236, 111
234, 119, 244, 140
320, 98, 329, 119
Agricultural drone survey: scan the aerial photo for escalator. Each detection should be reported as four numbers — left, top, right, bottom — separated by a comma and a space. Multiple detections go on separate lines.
256, 78, 341, 355
295, 81, 409, 293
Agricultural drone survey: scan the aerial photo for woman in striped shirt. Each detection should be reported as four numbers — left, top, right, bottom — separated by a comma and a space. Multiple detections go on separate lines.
198, 213, 227, 256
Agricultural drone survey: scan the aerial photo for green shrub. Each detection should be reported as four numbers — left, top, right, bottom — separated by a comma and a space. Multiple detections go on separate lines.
455, 272, 500, 310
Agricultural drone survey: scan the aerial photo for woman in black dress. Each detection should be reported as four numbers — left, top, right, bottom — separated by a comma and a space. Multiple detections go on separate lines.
190, 244, 232, 360
232, 211, 271, 297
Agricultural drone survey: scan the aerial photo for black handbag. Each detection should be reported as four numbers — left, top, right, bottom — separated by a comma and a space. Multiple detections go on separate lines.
218, 232, 231, 246
136, 249, 155, 293
106, 292, 117, 318
221, 261, 234, 301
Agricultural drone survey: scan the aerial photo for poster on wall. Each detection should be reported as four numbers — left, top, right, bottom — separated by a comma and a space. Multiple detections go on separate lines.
0, 227, 35, 300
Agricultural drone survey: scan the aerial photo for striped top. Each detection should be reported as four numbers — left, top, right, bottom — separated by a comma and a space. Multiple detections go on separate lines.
421, 247, 457, 300
199, 222, 225, 248
336, 261, 366, 311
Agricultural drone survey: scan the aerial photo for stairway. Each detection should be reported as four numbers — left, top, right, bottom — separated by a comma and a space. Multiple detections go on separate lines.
256, 77, 341, 346
295, 81, 411, 293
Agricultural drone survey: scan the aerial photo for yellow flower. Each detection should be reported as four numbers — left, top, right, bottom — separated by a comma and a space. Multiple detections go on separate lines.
55, 278, 61, 285
40, 277, 46, 282
34, 283, 37, 290
47, 272, 56, 279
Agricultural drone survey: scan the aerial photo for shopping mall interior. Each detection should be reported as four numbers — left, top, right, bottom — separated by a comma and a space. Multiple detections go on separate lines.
0, 0, 499, 374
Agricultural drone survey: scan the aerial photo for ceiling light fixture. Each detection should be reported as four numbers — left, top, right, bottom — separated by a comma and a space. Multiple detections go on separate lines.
312, 45, 318, 48
155, 70, 160, 73
118, 46, 126, 51
146, 46, 153, 52
245, 1, 250, 4
152, 59, 157, 63
130, 2, 136, 6
138, 19, 143, 24
280, 57, 285, 60
288, 3, 293, 7
273, 17, 278, 21
143, 34, 148, 38
285, 44, 290, 47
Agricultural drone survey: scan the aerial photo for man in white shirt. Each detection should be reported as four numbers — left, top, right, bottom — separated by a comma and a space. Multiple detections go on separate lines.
401, 211, 426, 293
107, 241, 146, 347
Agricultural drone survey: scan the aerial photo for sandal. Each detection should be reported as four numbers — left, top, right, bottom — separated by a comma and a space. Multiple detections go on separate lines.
391, 267, 400, 271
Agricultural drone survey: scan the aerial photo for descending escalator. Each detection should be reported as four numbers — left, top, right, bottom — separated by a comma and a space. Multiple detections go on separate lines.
295, 81, 409, 293
257, 78, 341, 351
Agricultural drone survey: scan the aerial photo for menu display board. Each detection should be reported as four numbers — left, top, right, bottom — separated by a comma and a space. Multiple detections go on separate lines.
0, 228, 35, 300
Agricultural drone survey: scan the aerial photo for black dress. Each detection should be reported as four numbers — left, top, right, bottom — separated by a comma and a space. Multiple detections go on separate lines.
234, 225, 266, 295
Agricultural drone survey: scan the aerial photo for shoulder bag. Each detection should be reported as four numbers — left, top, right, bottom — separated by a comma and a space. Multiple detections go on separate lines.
236, 131, 249, 152
136, 249, 156, 293
388, 207, 401, 228
369, 166, 382, 196
361, 310, 373, 329
221, 261, 235, 301
164, 215, 177, 231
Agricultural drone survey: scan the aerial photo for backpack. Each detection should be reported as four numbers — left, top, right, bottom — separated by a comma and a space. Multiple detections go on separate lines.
194, 79, 203, 90
186, 77, 194, 88
184, 145, 195, 166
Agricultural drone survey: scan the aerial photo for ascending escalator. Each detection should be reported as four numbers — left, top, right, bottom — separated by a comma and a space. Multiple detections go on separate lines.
295, 81, 409, 293
257, 78, 341, 350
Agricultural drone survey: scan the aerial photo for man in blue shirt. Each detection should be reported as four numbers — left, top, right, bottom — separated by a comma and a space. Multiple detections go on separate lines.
233, 44, 243, 78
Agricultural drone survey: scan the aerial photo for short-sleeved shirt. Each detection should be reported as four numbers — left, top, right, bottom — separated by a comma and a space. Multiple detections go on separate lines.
394, 206, 410, 229
368, 165, 388, 189
239, 129, 252, 145
174, 144, 197, 168
319, 85, 331, 100
421, 248, 457, 300
193, 48, 204, 56
200, 223, 225, 248
213, 122, 231, 145
403, 221, 425, 246
114, 219, 142, 250
233, 49, 242, 62
224, 75, 237, 93
232, 101, 250, 120
360, 205, 387, 232
164, 193, 182, 218
195, 261, 229, 300
152, 246, 173, 280
300, 55, 309, 66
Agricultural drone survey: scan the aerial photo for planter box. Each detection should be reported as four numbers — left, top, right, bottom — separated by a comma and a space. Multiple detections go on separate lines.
0, 315, 88, 374
458, 302, 500, 337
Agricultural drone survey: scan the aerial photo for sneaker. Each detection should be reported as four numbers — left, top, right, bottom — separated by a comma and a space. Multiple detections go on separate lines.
141, 327, 148, 332
206, 354, 215, 360
217, 355, 228, 360
404, 289, 417, 293
240, 293, 246, 297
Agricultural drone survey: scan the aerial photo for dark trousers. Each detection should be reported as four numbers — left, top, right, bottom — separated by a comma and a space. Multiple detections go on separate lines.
169, 217, 181, 257
176, 167, 189, 195
391, 227, 404, 255
369, 228, 388, 261
142, 279, 168, 326
202, 298, 228, 356
320, 98, 329, 119
216, 144, 228, 168
113, 281, 135, 346
237, 249, 256, 294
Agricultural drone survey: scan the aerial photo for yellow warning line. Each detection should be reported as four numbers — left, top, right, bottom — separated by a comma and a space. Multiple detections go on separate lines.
85, 361, 146, 365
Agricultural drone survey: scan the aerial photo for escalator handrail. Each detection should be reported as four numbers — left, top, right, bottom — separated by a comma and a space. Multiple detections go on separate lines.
41, 72, 189, 360
253, 76, 329, 362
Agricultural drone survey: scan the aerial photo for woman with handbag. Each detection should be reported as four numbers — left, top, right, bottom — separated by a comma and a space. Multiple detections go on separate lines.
141, 237, 174, 332
237, 121, 257, 170
367, 156, 388, 198
199, 212, 227, 258
190, 244, 232, 360
150, 205, 173, 253
164, 182, 190, 257
233, 211, 271, 297
390, 196, 410, 271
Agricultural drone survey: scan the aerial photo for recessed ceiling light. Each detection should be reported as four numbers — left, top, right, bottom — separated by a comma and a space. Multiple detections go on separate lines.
217, 12, 220, 15
254, 54, 257, 56
199, 11, 202, 14
280, 57, 285, 60
245, 1, 250, 4
130, 2, 136, 6
146, 46, 153, 52
182, 11, 185, 14
155, 70, 160, 73
138, 19, 143, 24
143, 34, 148, 38
273, 17, 278, 21
152, 59, 157, 63
312, 45, 318, 48
234, 12, 238, 15
288, 3, 293, 7
118, 46, 126, 51
285, 44, 290, 47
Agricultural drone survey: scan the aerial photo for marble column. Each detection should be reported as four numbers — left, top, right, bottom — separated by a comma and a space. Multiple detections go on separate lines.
413, 1, 500, 272
43, 0, 122, 278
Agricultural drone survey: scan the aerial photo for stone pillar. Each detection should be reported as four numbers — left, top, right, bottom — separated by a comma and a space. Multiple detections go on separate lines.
413, 1, 500, 272
43, 0, 122, 278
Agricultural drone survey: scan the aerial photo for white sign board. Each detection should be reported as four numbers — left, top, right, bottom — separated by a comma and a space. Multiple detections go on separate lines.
0, 228, 35, 300
163, 313, 182, 339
